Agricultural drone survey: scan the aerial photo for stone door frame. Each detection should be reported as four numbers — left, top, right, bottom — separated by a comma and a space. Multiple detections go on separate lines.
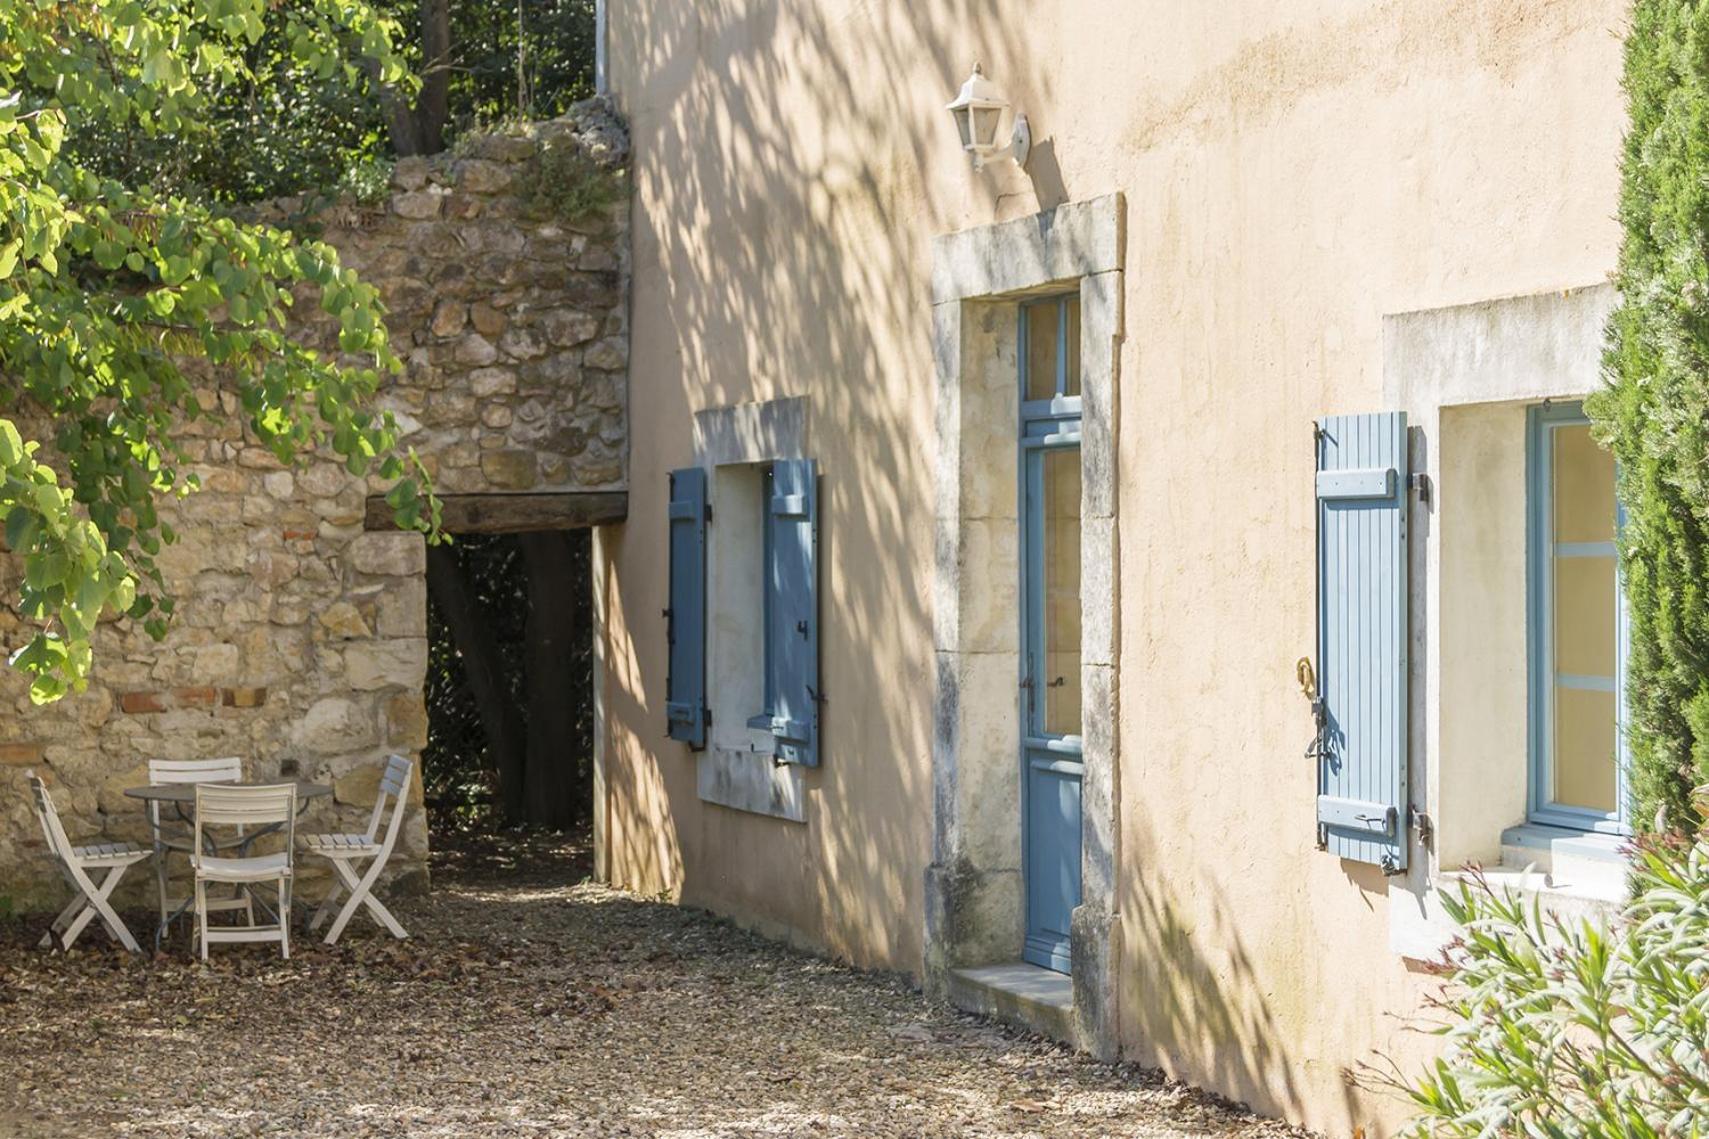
925, 194, 1124, 1057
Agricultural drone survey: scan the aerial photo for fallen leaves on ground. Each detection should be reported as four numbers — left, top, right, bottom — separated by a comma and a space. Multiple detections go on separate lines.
0, 831, 1313, 1138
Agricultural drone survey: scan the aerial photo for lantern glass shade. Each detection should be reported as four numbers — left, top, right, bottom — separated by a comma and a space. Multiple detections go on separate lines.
953, 106, 974, 149
946, 64, 1011, 160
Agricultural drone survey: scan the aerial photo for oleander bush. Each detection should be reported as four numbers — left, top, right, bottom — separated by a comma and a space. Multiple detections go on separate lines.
1391, 832, 1709, 1137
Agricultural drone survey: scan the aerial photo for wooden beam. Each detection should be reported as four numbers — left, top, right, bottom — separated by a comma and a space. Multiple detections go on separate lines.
365, 492, 627, 534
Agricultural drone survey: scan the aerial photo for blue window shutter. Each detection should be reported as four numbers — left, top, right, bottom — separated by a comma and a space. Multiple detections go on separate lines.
1315, 413, 1409, 872
665, 467, 708, 749
766, 459, 819, 766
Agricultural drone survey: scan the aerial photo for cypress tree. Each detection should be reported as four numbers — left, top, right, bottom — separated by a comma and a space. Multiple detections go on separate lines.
1588, 0, 1709, 833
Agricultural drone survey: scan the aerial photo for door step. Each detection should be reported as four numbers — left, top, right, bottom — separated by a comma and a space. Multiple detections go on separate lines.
948, 963, 1074, 1043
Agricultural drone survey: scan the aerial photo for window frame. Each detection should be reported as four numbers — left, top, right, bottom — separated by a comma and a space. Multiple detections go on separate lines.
1526, 400, 1630, 835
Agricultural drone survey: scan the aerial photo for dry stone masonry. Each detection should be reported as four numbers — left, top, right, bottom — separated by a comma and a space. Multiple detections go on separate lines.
0, 100, 630, 907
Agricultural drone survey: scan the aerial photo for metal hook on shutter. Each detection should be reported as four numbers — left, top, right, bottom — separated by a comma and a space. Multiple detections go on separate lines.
1297, 657, 1328, 764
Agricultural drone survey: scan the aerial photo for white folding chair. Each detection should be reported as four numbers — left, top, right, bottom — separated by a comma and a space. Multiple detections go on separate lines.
147, 757, 251, 938
302, 755, 413, 945
191, 783, 296, 961
29, 774, 147, 952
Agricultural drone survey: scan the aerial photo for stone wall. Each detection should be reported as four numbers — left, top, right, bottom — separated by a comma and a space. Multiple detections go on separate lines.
0, 100, 629, 909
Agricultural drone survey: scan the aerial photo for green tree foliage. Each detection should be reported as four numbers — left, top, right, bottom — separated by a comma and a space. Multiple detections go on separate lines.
1588, 0, 1709, 834
1389, 836, 1709, 1136
63, 4, 395, 204
450, 0, 596, 126
0, 1, 438, 702
61, 1, 598, 203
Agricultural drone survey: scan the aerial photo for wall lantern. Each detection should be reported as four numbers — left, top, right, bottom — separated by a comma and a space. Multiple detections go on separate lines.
946, 63, 1030, 171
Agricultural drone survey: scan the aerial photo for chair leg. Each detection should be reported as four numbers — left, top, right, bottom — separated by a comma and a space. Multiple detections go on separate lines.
39, 893, 86, 949
308, 873, 345, 933
324, 857, 407, 944
195, 878, 209, 963
155, 850, 171, 937
279, 875, 291, 960
61, 866, 140, 953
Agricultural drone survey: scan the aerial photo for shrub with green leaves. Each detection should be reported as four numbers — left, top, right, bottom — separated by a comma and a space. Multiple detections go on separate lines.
1588, 0, 1709, 833
1391, 838, 1709, 1137
522, 135, 625, 221
0, 2, 439, 702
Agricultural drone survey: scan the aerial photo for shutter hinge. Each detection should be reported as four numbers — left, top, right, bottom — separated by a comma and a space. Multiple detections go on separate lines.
704, 708, 713, 727
1409, 472, 1431, 506
1410, 804, 1434, 851
705, 502, 714, 523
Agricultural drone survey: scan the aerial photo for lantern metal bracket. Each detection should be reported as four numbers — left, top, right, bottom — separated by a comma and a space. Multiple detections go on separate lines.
1010, 113, 1032, 170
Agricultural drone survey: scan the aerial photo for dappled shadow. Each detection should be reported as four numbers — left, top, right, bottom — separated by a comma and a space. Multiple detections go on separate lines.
0, 837, 1308, 1138
599, 0, 1061, 976
1123, 843, 1311, 1123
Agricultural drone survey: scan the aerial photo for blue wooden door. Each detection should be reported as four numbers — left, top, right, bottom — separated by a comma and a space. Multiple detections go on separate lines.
1018, 294, 1083, 974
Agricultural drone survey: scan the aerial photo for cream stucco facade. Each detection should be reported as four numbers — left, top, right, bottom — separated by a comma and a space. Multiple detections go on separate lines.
592, 2, 1629, 1133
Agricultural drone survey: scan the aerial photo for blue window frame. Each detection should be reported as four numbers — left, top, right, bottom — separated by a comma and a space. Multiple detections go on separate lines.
1527, 401, 1629, 834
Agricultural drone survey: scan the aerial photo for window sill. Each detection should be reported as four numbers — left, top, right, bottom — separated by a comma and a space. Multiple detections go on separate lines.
1500, 823, 1629, 895
1388, 840, 1628, 963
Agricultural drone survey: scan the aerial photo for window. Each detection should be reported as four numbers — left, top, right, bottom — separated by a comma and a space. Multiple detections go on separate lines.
665, 456, 820, 767
1528, 402, 1627, 833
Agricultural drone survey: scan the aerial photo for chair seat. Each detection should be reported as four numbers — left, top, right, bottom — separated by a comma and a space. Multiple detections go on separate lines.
193, 851, 292, 882
302, 833, 379, 857
72, 841, 148, 866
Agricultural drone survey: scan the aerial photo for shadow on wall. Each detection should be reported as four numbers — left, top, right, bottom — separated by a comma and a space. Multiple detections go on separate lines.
1123, 819, 1388, 1126
599, 520, 687, 894
603, 1, 1060, 970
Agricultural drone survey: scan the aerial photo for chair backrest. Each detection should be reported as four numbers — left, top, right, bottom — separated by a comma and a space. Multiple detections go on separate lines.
27, 774, 75, 864
148, 757, 243, 828
367, 755, 415, 854
150, 756, 242, 785
194, 782, 296, 861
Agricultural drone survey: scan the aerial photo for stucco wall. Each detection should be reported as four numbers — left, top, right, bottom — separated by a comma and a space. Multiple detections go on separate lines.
597, 2, 1626, 1132
0, 104, 630, 908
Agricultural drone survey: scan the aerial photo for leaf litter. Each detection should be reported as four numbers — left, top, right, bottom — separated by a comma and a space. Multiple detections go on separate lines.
0, 830, 1314, 1138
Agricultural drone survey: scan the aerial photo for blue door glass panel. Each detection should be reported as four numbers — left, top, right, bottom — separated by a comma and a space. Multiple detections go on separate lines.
1019, 294, 1082, 973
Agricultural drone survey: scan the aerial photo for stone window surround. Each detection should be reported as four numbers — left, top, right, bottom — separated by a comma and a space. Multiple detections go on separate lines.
689, 396, 812, 823
1380, 282, 1626, 961
926, 194, 1123, 1059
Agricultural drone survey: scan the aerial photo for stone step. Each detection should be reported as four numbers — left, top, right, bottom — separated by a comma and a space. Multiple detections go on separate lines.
948, 963, 1074, 1044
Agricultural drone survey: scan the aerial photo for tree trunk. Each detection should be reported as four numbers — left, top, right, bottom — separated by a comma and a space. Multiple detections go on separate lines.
426, 544, 526, 821
372, 0, 451, 157
520, 531, 582, 828
417, 0, 451, 156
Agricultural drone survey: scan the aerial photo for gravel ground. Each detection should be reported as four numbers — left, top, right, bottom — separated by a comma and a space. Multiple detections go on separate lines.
0, 832, 1310, 1138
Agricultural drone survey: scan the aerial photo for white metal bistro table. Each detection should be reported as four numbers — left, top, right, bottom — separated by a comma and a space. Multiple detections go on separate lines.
124, 780, 332, 947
